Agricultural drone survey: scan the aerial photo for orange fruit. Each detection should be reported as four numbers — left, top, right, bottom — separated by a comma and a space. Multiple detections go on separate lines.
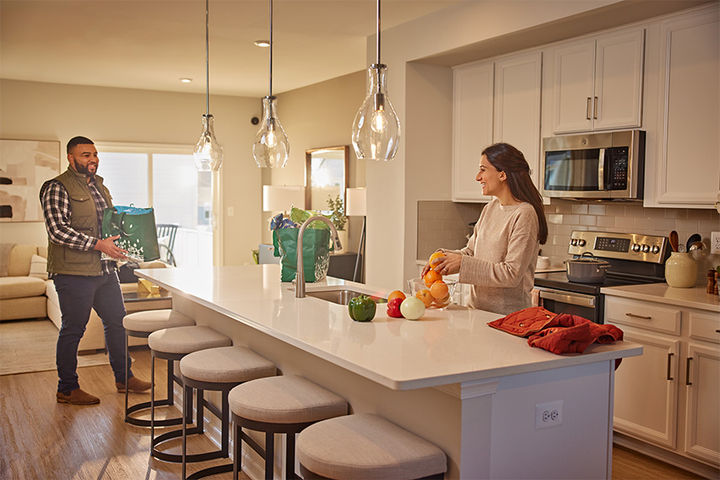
433, 294, 450, 307
423, 269, 442, 287
429, 280, 449, 300
387, 290, 406, 302
416, 289, 434, 307
428, 251, 446, 270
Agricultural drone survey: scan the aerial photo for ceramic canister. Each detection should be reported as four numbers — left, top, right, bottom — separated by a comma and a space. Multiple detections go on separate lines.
665, 252, 698, 288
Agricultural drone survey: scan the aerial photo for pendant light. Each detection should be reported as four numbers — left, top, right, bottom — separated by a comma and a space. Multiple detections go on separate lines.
193, 0, 223, 171
253, 0, 289, 168
351, 0, 401, 162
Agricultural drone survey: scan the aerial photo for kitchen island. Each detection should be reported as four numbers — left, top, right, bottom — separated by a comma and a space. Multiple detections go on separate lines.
137, 265, 641, 479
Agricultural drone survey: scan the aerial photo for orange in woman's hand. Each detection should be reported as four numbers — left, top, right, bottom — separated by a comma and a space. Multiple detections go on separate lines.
423, 269, 442, 287
428, 251, 446, 270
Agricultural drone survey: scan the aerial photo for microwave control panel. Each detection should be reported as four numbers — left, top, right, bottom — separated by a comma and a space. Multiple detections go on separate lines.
568, 231, 667, 264
605, 147, 629, 190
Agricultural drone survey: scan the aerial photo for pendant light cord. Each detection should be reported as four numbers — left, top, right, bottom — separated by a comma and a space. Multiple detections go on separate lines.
205, 0, 210, 116
376, 0, 381, 65
269, 0, 274, 97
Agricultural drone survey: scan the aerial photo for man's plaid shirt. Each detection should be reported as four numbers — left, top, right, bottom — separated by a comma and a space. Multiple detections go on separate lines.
40, 176, 116, 275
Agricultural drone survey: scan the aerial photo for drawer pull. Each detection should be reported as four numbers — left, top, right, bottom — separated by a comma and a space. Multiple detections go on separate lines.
666, 352, 674, 381
715, 329, 720, 334
686, 357, 693, 386
625, 313, 652, 320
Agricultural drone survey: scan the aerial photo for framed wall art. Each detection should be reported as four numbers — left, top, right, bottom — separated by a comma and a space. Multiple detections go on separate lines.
0, 139, 61, 222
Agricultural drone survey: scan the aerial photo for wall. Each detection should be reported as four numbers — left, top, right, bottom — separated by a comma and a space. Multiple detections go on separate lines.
266, 71, 366, 251
0, 79, 260, 266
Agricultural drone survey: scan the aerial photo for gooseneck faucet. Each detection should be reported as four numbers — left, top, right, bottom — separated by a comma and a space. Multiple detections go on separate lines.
296, 215, 342, 298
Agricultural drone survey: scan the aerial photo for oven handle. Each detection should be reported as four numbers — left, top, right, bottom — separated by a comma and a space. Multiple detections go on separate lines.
536, 287, 596, 308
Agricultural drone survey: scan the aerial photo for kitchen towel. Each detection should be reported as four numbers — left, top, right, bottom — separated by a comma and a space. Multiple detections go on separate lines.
488, 306, 624, 355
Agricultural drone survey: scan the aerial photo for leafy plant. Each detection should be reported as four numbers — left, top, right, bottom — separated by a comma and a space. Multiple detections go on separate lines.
326, 194, 347, 231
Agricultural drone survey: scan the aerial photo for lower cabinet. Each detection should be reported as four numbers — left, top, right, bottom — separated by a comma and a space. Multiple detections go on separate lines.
605, 296, 720, 468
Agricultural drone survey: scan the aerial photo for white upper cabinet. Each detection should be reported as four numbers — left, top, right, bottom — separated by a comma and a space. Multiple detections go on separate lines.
453, 51, 542, 202
552, 28, 645, 134
452, 60, 494, 202
493, 51, 543, 190
644, 4, 720, 208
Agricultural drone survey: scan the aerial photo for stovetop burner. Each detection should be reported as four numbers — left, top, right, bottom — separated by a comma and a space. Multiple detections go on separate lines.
534, 271, 662, 295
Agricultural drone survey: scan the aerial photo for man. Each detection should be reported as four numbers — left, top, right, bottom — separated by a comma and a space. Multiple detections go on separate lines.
40, 136, 150, 405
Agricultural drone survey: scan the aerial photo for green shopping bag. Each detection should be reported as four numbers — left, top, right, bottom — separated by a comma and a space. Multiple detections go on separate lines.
273, 228, 333, 282
102, 206, 160, 262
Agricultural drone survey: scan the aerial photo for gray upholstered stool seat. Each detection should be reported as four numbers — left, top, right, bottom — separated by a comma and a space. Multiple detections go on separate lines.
147, 325, 232, 463
178, 346, 277, 480
148, 325, 232, 354
229, 375, 348, 480
122, 309, 195, 427
297, 413, 447, 480
123, 309, 195, 332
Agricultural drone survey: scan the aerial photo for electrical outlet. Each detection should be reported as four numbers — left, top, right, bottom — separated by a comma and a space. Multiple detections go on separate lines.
711, 232, 720, 255
535, 400, 563, 429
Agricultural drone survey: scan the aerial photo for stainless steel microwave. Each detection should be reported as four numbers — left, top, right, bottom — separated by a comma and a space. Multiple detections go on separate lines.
541, 130, 645, 199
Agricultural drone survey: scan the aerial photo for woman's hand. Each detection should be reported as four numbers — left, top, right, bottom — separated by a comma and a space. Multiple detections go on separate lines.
426, 252, 462, 276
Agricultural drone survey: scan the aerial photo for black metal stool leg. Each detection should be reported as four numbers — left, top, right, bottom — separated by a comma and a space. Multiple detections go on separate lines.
124, 332, 129, 419
221, 391, 229, 457
285, 432, 296, 480
182, 380, 188, 480
233, 423, 241, 480
150, 350, 156, 443
265, 431, 274, 480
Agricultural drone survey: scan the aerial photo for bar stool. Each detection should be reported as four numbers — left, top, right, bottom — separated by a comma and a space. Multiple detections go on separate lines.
297, 413, 447, 480
179, 345, 277, 480
122, 309, 195, 427
228, 375, 348, 480
148, 325, 232, 462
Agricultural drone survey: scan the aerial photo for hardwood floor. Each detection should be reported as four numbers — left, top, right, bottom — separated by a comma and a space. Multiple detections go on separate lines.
0, 348, 706, 479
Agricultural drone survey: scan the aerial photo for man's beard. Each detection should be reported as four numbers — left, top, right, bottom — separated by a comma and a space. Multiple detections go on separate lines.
75, 163, 97, 176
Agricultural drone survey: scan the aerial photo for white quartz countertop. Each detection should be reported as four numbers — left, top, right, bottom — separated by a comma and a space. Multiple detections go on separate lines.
137, 265, 640, 390
601, 283, 720, 312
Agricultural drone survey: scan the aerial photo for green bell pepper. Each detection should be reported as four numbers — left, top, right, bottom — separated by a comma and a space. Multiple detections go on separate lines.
348, 295, 376, 322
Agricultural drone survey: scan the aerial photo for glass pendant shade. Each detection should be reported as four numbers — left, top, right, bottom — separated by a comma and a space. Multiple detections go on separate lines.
352, 64, 400, 161
253, 96, 289, 168
193, 114, 223, 171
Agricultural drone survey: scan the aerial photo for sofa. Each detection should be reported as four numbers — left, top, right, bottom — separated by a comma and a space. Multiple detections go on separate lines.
1, 243, 168, 352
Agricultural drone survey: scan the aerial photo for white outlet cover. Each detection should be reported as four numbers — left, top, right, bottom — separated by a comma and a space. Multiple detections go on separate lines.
535, 400, 563, 429
711, 232, 720, 254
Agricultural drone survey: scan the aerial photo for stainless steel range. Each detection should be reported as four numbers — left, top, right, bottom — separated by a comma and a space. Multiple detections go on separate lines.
534, 231, 670, 323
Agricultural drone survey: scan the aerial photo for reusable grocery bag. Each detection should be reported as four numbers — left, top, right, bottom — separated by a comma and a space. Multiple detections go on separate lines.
273, 228, 332, 282
102, 206, 160, 262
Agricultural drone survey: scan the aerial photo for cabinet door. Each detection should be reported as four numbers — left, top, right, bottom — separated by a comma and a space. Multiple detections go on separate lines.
593, 29, 644, 130
609, 324, 680, 449
452, 61, 494, 202
493, 51, 542, 189
684, 342, 720, 466
653, 7, 720, 208
552, 40, 595, 133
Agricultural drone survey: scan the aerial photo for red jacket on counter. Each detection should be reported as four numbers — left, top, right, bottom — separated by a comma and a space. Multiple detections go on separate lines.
487, 306, 624, 355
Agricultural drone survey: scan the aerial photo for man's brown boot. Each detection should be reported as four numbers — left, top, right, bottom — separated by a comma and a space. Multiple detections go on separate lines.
56, 388, 100, 405
116, 376, 151, 393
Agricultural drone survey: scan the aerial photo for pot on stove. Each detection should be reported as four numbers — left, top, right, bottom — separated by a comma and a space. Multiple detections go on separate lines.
565, 253, 611, 283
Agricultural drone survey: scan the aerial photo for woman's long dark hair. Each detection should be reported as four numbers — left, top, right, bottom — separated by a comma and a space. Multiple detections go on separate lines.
482, 143, 548, 244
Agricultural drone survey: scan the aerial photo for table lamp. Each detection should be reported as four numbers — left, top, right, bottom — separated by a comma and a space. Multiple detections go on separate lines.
346, 187, 367, 282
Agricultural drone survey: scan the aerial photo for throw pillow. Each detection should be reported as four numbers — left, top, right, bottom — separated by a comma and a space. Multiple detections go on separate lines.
29, 254, 48, 279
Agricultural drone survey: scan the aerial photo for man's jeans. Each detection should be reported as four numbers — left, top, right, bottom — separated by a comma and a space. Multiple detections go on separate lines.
54, 272, 132, 394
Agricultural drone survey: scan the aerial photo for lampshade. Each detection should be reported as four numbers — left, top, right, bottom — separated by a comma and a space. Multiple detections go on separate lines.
263, 185, 305, 212
345, 187, 367, 216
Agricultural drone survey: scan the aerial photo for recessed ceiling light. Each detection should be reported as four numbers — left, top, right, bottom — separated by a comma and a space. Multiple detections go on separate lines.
254, 40, 270, 48
179, 78, 193, 83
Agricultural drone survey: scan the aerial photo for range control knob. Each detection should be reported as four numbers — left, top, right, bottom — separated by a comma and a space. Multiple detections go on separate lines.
651, 245, 660, 254
641, 244, 650, 253
578, 239, 586, 247
632, 243, 641, 252
571, 239, 578, 246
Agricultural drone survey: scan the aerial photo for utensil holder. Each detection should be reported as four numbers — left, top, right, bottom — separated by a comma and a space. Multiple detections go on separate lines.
665, 252, 697, 288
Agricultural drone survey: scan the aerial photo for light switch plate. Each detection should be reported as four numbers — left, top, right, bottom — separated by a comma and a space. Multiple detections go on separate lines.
711, 232, 720, 254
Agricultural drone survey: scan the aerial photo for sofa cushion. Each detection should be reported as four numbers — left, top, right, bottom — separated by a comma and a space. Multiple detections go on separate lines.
0, 296, 47, 321
0, 276, 47, 299
29, 255, 48, 280
7, 245, 39, 277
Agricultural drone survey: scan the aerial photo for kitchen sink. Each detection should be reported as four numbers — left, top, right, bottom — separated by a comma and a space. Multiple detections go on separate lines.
306, 289, 386, 305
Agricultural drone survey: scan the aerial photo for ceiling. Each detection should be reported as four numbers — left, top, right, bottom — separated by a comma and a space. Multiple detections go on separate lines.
0, 0, 466, 98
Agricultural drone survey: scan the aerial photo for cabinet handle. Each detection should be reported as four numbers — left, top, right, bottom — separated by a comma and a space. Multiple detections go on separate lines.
666, 352, 674, 381
593, 96, 598, 119
625, 312, 652, 320
715, 329, 720, 333
686, 357, 693, 386
586, 97, 592, 120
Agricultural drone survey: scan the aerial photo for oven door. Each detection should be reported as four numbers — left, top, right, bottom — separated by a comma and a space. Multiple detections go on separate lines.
536, 287, 602, 324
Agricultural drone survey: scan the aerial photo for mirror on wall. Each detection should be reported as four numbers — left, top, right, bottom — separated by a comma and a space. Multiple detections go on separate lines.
305, 146, 349, 212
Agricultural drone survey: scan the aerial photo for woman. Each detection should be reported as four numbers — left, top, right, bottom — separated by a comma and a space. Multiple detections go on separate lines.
423, 143, 548, 314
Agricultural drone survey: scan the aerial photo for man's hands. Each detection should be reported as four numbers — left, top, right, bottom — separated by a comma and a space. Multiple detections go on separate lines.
421, 251, 462, 276
94, 235, 128, 260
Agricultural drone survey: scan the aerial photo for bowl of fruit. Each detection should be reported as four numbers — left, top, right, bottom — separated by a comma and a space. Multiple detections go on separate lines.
407, 276, 457, 309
